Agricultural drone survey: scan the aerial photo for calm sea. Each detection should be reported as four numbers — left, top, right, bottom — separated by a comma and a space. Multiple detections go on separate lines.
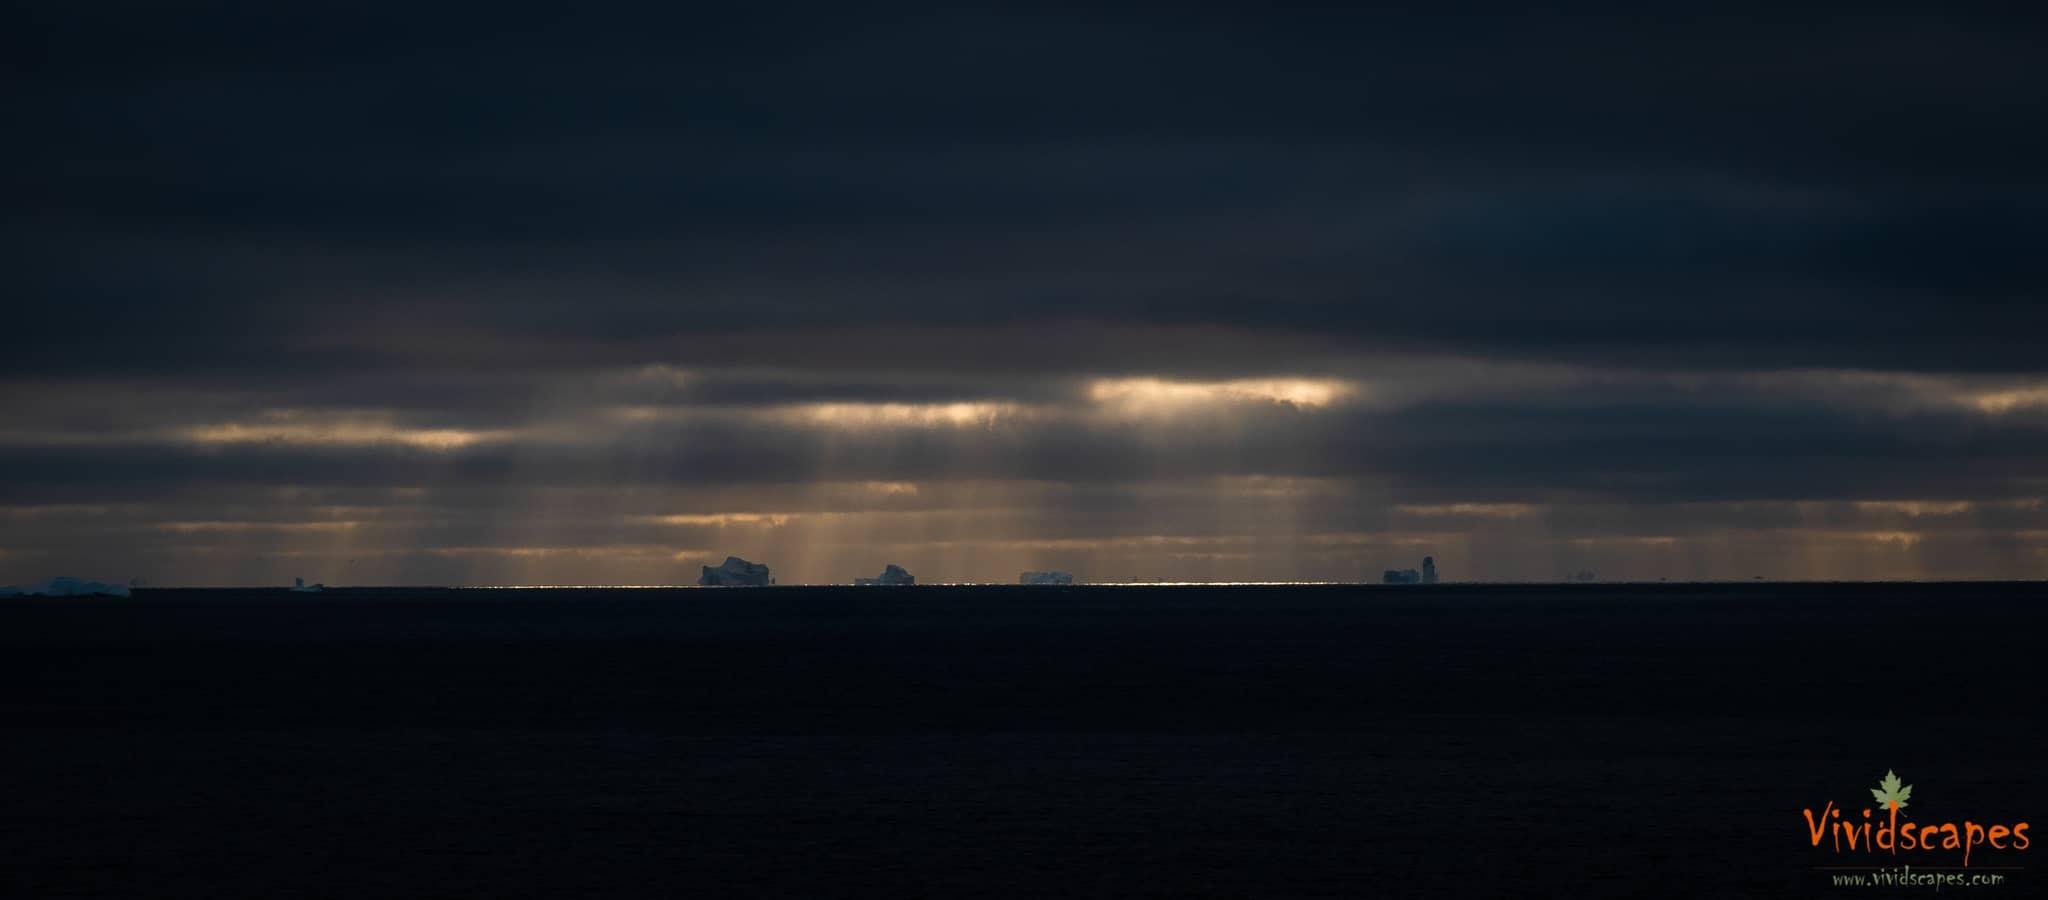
4, 583, 2043, 898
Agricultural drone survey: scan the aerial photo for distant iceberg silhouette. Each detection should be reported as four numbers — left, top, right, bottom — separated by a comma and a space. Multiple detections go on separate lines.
700, 556, 772, 586
855, 564, 915, 586
0, 576, 131, 598
1383, 556, 1441, 585
1019, 571, 1073, 585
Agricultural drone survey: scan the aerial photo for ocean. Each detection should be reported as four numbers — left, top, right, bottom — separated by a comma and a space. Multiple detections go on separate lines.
4, 583, 2043, 898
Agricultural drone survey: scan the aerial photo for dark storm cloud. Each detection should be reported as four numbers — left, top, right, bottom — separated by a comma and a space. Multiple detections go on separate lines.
10, 3, 2048, 377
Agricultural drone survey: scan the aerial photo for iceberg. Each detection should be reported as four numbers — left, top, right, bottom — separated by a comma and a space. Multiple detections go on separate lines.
699, 556, 772, 586
1384, 556, 1441, 585
854, 564, 915, 586
0, 576, 132, 598
1019, 570, 1073, 586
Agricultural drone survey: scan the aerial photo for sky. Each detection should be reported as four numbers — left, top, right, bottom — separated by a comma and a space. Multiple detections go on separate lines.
5, 3, 2046, 585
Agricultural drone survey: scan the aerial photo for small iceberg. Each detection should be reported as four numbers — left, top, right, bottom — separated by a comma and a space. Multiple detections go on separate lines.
1019, 571, 1073, 586
699, 556, 772, 586
289, 577, 326, 593
0, 576, 132, 598
854, 564, 915, 586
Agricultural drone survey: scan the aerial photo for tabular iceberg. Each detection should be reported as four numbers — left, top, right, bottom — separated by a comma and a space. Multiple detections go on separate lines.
1019, 571, 1073, 585
0, 576, 132, 598
699, 556, 772, 586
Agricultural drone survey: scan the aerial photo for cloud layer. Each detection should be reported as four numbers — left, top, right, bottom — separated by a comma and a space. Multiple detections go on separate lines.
6, 4, 2045, 583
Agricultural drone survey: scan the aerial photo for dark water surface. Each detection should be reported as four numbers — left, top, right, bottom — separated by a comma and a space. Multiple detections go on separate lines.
4, 584, 2043, 898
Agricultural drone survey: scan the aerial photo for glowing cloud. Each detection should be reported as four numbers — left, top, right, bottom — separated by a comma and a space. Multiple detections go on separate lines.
178, 411, 508, 450
153, 520, 362, 534
1086, 377, 1353, 412
1964, 385, 2048, 415
861, 481, 922, 496
1395, 503, 1541, 519
782, 402, 1018, 429
1852, 501, 1973, 517
640, 513, 794, 528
